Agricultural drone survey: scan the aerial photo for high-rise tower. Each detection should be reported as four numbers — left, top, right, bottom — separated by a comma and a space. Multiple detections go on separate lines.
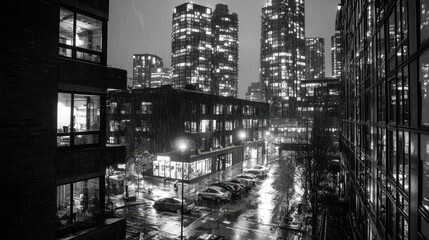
331, 33, 343, 77
305, 37, 325, 79
171, 3, 213, 93
133, 54, 163, 88
212, 4, 239, 97
260, 0, 305, 117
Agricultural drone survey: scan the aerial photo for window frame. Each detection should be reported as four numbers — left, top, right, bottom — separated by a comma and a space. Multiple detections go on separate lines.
57, 91, 105, 148
59, 5, 107, 65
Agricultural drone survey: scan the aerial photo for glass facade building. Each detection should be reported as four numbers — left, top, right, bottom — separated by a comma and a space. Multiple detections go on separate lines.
246, 82, 265, 102
337, 0, 429, 239
305, 37, 325, 79
212, 4, 239, 97
133, 54, 163, 88
171, 3, 213, 93
260, 0, 305, 117
331, 33, 343, 78
150, 67, 172, 88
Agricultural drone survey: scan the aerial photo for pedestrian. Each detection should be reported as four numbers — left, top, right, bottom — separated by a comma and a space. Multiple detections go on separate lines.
174, 180, 178, 191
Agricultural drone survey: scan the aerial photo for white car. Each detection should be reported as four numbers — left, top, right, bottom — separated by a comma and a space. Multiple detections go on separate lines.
197, 186, 231, 203
245, 165, 268, 174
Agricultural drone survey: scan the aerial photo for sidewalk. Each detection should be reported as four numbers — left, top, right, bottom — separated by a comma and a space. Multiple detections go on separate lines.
110, 155, 278, 210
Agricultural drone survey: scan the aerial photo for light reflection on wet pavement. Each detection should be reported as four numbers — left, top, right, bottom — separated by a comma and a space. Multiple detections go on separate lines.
115, 156, 305, 240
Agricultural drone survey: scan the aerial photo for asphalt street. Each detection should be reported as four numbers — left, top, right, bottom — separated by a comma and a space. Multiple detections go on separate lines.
114, 155, 304, 240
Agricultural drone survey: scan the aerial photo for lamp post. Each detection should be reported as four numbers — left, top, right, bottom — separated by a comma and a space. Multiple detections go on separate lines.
264, 130, 271, 165
238, 130, 246, 169
176, 138, 188, 240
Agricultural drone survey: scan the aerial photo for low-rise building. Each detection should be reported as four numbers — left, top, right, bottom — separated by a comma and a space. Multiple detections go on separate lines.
107, 86, 269, 181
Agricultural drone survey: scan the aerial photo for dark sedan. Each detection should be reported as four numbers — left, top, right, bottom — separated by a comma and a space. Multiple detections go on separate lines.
226, 179, 251, 193
153, 197, 195, 214
209, 182, 242, 198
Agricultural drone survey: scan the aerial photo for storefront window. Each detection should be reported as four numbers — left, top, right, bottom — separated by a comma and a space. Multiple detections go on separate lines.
421, 134, 429, 211
57, 92, 101, 147
153, 157, 212, 180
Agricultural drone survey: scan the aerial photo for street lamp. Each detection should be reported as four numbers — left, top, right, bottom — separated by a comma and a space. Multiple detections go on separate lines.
264, 130, 271, 165
238, 130, 246, 169
175, 138, 188, 240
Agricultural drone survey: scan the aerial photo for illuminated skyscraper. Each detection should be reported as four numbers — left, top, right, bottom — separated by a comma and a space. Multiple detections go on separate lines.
331, 33, 343, 77
305, 37, 325, 79
212, 4, 239, 97
260, 0, 305, 117
245, 82, 265, 102
133, 54, 163, 88
171, 3, 213, 93
150, 67, 172, 88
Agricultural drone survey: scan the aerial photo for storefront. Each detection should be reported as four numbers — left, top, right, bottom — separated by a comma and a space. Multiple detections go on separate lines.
152, 155, 212, 180
152, 148, 237, 181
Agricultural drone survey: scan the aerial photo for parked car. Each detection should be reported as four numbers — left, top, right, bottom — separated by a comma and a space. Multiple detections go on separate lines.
243, 169, 266, 179
153, 197, 195, 214
209, 182, 241, 198
226, 179, 251, 193
236, 174, 259, 185
196, 233, 227, 240
222, 181, 246, 194
246, 165, 268, 174
197, 186, 231, 203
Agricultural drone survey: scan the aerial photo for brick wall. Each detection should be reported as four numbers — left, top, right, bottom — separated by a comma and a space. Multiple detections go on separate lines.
0, 0, 59, 239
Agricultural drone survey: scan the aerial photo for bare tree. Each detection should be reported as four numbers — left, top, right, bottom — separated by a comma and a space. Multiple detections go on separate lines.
293, 114, 335, 240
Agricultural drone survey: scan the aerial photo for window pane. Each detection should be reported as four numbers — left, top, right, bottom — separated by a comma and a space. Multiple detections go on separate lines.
422, 135, 429, 211
58, 93, 72, 133
421, 0, 429, 43
76, 51, 101, 63
420, 50, 429, 126
72, 178, 100, 222
74, 134, 99, 145
59, 47, 72, 58
57, 136, 70, 147
73, 94, 100, 132
56, 184, 71, 226
59, 8, 74, 46
76, 14, 102, 52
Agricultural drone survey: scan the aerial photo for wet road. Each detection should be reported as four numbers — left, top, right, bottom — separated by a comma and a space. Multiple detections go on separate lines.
116, 157, 304, 240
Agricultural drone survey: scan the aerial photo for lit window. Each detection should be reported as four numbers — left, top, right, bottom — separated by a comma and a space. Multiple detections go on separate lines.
57, 92, 100, 147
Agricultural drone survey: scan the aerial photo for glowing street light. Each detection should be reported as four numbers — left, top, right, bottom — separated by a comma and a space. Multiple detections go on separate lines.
264, 130, 271, 165
175, 137, 189, 240
238, 130, 246, 141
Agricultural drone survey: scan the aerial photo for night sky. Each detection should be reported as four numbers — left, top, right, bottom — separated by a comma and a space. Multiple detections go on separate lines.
108, 0, 340, 98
